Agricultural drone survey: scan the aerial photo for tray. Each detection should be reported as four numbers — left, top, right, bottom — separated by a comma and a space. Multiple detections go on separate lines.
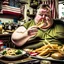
31, 55, 64, 62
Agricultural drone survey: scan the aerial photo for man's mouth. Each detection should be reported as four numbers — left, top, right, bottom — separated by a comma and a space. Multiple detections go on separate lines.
36, 20, 44, 26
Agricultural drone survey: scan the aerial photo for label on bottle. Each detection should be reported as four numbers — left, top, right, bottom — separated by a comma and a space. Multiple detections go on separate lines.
0, 40, 4, 51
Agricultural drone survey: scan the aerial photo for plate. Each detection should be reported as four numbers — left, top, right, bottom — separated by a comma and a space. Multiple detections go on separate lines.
0, 48, 26, 59
31, 55, 64, 62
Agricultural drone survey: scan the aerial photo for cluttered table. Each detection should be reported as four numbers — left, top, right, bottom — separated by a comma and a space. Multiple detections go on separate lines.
0, 33, 64, 64
0, 56, 39, 64
0, 46, 64, 64
0, 48, 40, 64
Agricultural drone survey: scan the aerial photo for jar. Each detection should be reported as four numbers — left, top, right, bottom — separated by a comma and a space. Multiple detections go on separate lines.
0, 25, 2, 34
0, 40, 4, 51
27, 9, 30, 15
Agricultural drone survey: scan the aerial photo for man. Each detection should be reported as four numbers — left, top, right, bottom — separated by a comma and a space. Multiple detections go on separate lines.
11, 4, 64, 49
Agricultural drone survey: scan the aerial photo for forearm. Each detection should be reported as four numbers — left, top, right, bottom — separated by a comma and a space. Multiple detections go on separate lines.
11, 26, 38, 46
11, 31, 28, 40
12, 36, 31, 46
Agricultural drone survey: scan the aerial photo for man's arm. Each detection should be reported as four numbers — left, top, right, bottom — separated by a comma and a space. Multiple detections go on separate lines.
11, 26, 38, 46
11, 26, 30, 46
11, 26, 27, 40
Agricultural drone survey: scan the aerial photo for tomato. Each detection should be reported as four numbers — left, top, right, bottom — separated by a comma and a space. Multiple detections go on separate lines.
29, 52, 38, 56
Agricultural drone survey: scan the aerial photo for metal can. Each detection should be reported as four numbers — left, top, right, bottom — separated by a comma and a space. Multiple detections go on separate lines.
0, 40, 3, 51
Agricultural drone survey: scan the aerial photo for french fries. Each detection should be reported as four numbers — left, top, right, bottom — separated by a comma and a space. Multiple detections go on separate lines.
32, 42, 64, 57
38, 48, 50, 56
33, 45, 49, 52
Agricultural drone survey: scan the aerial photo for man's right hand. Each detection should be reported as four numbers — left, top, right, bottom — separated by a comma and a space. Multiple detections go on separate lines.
27, 26, 38, 38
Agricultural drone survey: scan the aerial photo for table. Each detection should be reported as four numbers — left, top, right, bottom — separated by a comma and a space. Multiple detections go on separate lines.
0, 56, 40, 64
0, 55, 64, 64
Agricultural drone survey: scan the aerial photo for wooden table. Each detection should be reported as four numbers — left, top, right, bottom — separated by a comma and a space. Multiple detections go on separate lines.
0, 56, 39, 64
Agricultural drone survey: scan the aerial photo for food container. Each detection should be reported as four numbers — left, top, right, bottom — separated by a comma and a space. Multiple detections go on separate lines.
0, 40, 4, 51
0, 25, 2, 34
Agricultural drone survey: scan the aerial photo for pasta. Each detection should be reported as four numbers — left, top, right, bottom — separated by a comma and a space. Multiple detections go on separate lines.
2, 48, 22, 56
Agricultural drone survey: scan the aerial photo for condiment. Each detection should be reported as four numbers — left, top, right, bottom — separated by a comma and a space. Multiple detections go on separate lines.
0, 40, 4, 51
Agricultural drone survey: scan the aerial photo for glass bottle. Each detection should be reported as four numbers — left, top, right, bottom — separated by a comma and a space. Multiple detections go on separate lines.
0, 40, 4, 51
27, 9, 30, 15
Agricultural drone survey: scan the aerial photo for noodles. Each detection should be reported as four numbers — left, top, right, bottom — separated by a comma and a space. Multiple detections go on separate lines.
2, 48, 22, 56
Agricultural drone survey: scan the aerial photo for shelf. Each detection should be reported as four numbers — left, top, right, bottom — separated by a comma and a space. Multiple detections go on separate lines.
18, 1, 28, 4
0, 13, 24, 20
0, 5, 24, 20
27, 14, 35, 19
30, 3, 38, 9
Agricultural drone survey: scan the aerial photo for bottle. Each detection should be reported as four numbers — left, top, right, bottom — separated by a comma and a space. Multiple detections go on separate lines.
0, 40, 4, 51
8, 24, 11, 30
0, 20, 2, 34
27, 9, 30, 15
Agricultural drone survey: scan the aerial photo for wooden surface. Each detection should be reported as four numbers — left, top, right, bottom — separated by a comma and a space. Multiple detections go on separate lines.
0, 56, 37, 64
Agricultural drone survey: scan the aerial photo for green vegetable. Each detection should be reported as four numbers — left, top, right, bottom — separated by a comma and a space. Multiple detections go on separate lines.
2, 51, 6, 55
16, 50, 22, 55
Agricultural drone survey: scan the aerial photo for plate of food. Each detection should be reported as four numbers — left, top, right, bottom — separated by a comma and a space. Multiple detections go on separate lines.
24, 43, 64, 62
0, 48, 26, 59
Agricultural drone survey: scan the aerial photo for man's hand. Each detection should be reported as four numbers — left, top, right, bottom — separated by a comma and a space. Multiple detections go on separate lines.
27, 26, 38, 38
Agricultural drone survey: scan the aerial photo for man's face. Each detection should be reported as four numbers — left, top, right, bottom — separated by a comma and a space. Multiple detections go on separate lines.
35, 7, 52, 24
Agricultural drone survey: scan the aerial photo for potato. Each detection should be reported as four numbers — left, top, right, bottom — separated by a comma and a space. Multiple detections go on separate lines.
51, 52, 64, 59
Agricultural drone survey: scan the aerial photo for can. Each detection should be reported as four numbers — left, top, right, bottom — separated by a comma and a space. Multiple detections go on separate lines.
0, 40, 4, 51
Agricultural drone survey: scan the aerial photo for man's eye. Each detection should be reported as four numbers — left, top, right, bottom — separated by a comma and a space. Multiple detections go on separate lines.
45, 15, 48, 16
39, 14, 48, 17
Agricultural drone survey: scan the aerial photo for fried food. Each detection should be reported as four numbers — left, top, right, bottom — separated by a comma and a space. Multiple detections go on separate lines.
32, 42, 64, 59
38, 48, 50, 56
2, 48, 22, 56
51, 52, 64, 59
